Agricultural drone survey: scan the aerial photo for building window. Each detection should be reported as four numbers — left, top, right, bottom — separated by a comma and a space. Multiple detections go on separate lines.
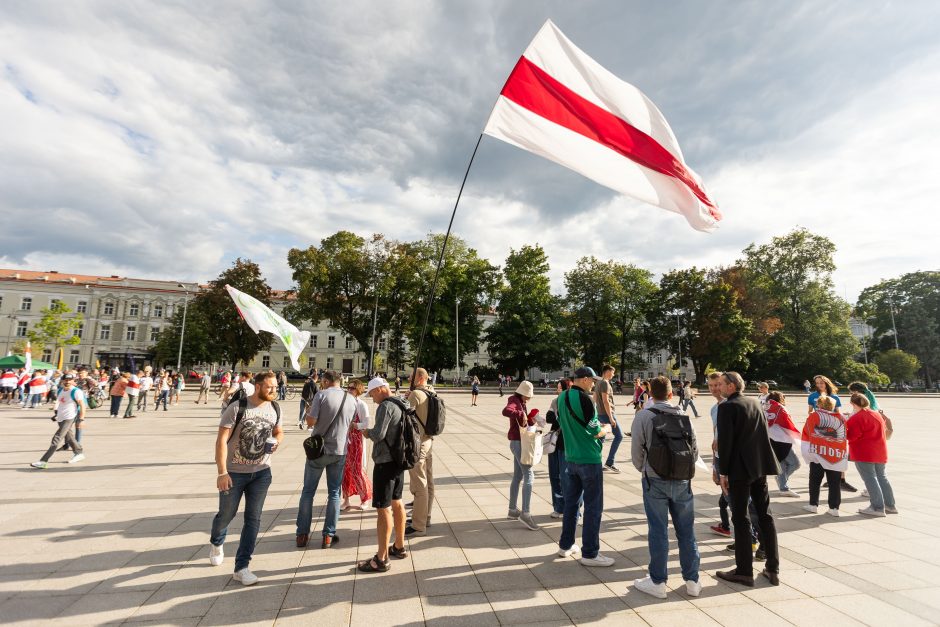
378, 337, 387, 350
126, 326, 137, 341
308, 356, 316, 368
16, 321, 27, 337
74, 324, 83, 339
153, 304, 163, 318
656, 355, 662, 364
309, 335, 318, 348
0, 296, 3, 310
69, 350, 80, 364
262, 355, 270, 368
150, 327, 160, 342
103, 302, 114, 316
128, 303, 139, 317
648, 371, 654, 379
283, 356, 291, 368
327, 335, 335, 349
326, 356, 334, 369
345, 336, 353, 349
76, 300, 87, 313
100, 325, 111, 340
50, 298, 61, 308
42, 349, 52, 362
20, 297, 32, 311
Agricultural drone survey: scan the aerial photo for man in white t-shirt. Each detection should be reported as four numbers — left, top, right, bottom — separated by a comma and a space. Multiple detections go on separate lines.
138, 372, 154, 412
31, 374, 85, 468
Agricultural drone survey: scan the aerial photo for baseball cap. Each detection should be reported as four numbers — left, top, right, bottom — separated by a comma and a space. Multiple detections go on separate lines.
62, 373, 75, 380
573, 366, 600, 380
366, 377, 390, 393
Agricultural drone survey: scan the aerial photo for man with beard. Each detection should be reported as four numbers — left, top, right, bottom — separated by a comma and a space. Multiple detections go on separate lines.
208, 371, 283, 586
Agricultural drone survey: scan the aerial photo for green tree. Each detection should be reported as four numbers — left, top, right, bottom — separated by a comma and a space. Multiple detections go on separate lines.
151, 307, 214, 367
874, 349, 921, 384
740, 229, 859, 383
857, 271, 940, 386
485, 245, 569, 379
26, 301, 82, 358
837, 359, 890, 388
644, 268, 754, 383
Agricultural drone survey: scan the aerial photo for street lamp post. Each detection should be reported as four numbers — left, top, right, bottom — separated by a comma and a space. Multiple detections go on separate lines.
455, 298, 460, 386
676, 313, 682, 380
176, 283, 190, 373
4, 314, 17, 355
368, 291, 379, 378
887, 295, 900, 350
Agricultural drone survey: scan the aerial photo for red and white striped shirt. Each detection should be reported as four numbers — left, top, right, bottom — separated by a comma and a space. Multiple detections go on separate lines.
29, 375, 48, 395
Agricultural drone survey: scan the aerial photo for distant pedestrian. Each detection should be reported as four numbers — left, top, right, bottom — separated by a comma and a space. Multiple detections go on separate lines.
681, 381, 701, 418
196, 371, 212, 404
471, 376, 480, 406
109, 372, 128, 418
30, 373, 85, 469
595, 365, 623, 473
298, 371, 319, 429
124, 371, 141, 418
27, 370, 48, 408
138, 371, 153, 412
1, 369, 16, 403
803, 379, 811, 393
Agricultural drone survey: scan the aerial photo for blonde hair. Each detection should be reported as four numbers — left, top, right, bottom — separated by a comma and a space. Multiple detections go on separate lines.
816, 395, 836, 411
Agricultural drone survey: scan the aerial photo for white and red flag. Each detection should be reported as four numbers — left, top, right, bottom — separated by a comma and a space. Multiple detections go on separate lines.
766, 399, 801, 445
484, 20, 721, 231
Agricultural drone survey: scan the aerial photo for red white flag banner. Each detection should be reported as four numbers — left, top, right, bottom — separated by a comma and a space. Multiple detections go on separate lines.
484, 20, 721, 232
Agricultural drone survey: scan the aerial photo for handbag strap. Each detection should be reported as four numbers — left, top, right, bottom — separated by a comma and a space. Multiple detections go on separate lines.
563, 390, 590, 429
319, 390, 348, 439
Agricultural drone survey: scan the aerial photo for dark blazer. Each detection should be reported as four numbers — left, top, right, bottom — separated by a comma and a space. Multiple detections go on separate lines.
717, 392, 781, 481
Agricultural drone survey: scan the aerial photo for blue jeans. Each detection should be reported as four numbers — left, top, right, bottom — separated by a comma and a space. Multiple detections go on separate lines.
775, 449, 801, 491
642, 476, 700, 583
29, 392, 44, 408
296, 454, 346, 537
210, 467, 272, 572
855, 462, 895, 511
156, 390, 168, 410
547, 448, 583, 516
109, 395, 122, 415
681, 398, 700, 417
560, 461, 603, 558
598, 415, 622, 466
298, 399, 308, 425
508, 440, 534, 513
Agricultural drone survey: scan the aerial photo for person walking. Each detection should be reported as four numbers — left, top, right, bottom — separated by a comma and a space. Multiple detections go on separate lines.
503, 380, 540, 531
124, 370, 141, 418
298, 371, 319, 429
715, 371, 781, 587
556, 367, 615, 567
208, 371, 283, 585
631, 376, 701, 598
406, 368, 437, 536
801, 395, 847, 516
764, 392, 802, 497
471, 376, 480, 406
341, 379, 372, 511
295, 370, 356, 549
846, 393, 896, 516
155, 371, 170, 411
682, 381, 701, 418
358, 377, 407, 573
595, 365, 623, 473
196, 371, 212, 404
108, 372, 128, 418
30, 373, 85, 468
171, 372, 184, 405
498, 375, 504, 397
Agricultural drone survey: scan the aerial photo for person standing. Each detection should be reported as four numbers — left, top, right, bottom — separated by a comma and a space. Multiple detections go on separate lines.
682, 381, 701, 418
846, 393, 897, 516
556, 367, 615, 567
124, 371, 141, 418
358, 377, 407, 573
138, 370, 153, 412
471, 376, 480, 406
631, 376, 700, 599
848, 381, 879, 411
546, 378, 580, 519
715, 371, 781, 587
27, 370, 48, 408
196, 371, 212, 404
503, 380, 539, 531
803, 379, 812, 394
765, 392, 802, 497
298, 371, 319, 429
1, 368, 16, 403
30, 373, 85, 468
109, 372, 128, 418
208, 371, 283, 585
706, 372, 733, 538
498, 375, 504, 397
295, 370, 356, 549
276, 371, 287, 401
800, 395, 847, 516
155, 371, 170, 411
595, 365, 622, 473
341, 379, 372, 511
406, 368, 437, 536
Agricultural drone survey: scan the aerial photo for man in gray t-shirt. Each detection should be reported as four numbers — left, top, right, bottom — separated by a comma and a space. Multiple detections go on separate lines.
296, 370, 356, 549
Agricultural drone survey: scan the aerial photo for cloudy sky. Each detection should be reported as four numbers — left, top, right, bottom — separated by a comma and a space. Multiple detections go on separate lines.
2, 1, 937, 301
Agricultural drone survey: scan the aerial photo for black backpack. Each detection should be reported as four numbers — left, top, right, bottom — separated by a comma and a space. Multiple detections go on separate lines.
418, 388, 446, 436
644, 408, 696, 480
383, 397, 422, 471
224, 382, 248, 410
226, 396, 281, 443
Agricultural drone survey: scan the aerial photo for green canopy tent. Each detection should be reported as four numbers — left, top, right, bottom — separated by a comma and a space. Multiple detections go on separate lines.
0, 355, 59, 370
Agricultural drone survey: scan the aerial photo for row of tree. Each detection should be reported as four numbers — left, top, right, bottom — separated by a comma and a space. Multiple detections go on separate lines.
143, 229, 938, 387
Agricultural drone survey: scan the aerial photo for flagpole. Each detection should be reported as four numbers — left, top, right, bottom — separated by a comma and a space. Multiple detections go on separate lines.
409, 133, 484, 391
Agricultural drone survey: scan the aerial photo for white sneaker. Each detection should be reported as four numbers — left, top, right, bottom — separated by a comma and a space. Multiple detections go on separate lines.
558, 544, 581, 558
861, 489, 869, 497
858, 506, 886, 517
519, 513, 540, 531
209, 544, 224, 566
581, 554, 615, 567
232, 567, 258, 585
802, 504, 818, 514
633, 575, 667, 598
685, 579, 702, 597
826, 508, 840, 517
550, 511, 563, 519
30, 461, 47, 469
885, 506, 899, 515
67, 453, 85, 464
778, 490, 801, 498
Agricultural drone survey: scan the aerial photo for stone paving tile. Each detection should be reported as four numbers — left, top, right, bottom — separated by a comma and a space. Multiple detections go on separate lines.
1, 392, 938, 625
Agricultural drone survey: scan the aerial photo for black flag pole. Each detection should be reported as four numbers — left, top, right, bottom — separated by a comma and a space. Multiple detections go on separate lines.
408, 132, 484, 391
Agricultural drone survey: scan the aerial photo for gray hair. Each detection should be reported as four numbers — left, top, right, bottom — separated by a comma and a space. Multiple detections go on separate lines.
722, 371, 745, 392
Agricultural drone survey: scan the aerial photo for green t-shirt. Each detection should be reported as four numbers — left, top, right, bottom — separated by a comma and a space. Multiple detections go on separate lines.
557, 387, 603, 464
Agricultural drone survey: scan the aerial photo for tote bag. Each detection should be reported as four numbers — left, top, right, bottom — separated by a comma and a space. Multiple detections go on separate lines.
520, 425, 544, 465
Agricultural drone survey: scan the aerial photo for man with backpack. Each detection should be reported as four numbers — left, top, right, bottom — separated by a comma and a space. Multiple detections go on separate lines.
405, 367, 441, 536
630, 376, 701, 599
30, 373, 85, 468
208, 371, 283, 586
359, 377, 419, 573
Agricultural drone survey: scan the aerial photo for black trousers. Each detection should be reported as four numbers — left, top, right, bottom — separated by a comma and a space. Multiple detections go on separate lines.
808, 462, 842, 509
728, 476, 779, 576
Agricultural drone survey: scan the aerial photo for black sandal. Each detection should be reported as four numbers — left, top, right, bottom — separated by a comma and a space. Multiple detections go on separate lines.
357, 554, 390, 573
388, 544, 408, 559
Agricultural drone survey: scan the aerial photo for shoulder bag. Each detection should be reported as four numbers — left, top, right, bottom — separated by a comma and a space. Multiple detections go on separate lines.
303, 391, 348, 460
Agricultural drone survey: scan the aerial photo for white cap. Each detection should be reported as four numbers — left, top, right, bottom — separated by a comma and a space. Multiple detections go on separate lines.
366, 377, 390, 394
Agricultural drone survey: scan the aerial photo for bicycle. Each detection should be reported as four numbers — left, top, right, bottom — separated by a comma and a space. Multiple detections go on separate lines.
284, 385, 298, 401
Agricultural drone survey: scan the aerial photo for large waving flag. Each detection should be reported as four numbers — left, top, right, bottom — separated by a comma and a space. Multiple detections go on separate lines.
225, 285, 310, 370
766, 399, 801, 445
484, 20, 720, 231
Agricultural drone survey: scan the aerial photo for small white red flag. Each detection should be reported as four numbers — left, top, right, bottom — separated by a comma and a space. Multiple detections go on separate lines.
484, 20, 721, 231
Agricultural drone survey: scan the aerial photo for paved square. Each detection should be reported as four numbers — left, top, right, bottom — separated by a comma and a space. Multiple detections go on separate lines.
2, 390, 938, 626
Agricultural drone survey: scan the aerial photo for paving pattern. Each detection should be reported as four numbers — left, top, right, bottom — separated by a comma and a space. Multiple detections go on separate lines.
1, 389, 938, 626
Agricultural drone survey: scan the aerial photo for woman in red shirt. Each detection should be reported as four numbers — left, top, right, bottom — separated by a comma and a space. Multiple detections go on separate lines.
846, 393, 896, 517
503, 380, 539, 531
